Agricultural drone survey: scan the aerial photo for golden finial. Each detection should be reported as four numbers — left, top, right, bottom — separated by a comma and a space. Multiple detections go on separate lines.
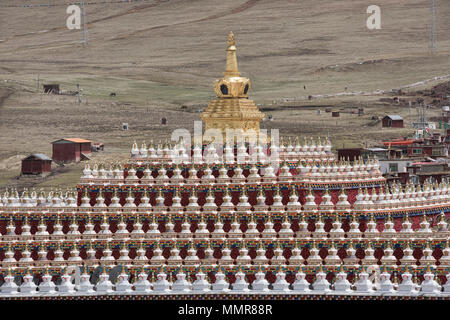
300, 213, 306, 223
274, 185, 281, 197
392, 273, 398, 284
317, 214, 323, 223
243, 185, 248, 197
256, 264, 262, 273
227, 31, 235, 46
385, 241, 392, 250
330, 241, 336, 250
7, 216, 14, 227
258, 188, 264, 197
318, 264, 324, 273
412, 273, 418, 284
174, 187, 180, 198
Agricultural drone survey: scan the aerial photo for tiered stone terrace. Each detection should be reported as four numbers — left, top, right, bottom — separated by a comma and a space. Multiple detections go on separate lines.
0, 139, 448, 289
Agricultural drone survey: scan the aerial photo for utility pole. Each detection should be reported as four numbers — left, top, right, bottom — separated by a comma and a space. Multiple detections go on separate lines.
77, 83, 82, 104
81, 0, 88, 46
430, 0, 437, 55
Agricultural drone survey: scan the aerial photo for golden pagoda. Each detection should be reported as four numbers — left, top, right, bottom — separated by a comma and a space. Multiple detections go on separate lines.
201, 32, 265, 140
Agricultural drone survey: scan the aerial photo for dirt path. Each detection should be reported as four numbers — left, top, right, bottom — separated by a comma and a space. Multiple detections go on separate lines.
0, 88, 14, 108
1, 0, 165, 42
274, 74, 450, 103
1, 0, 260, 54
88, 0, 164, 25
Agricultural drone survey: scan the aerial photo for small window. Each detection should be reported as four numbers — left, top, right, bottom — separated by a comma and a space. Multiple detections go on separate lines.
220, 84, 228, 95
243, 84, 249, 94
432, 149, 441, 156
389, 163, 398, 172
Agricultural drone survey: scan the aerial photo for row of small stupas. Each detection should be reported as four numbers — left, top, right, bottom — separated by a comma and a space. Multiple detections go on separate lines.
0, 200, 448, 274
83, 153, 383, 185
0, 140, 448, 276
0, 229, 448, 269
1, 206, 448, 241
127, 138, 382, 185
0, 264, 449, 297
130, 137, 334, 161
2, 179, 448, 217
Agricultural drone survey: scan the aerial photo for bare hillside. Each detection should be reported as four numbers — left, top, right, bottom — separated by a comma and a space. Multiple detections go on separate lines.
0, 0, 448, 189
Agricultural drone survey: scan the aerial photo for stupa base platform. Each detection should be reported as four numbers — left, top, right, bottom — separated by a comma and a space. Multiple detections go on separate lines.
0, 292, 448, 300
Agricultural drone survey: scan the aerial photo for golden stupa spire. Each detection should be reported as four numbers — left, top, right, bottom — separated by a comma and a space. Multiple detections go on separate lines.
201, 32, 264, 140
224, 31, 240, 78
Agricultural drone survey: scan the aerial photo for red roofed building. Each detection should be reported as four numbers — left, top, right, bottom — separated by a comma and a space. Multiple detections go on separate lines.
382, 139, 415, 147
52, 138, 92, 163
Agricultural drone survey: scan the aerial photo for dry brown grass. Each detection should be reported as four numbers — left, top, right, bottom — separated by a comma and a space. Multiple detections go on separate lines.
0, 0, 448, 189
